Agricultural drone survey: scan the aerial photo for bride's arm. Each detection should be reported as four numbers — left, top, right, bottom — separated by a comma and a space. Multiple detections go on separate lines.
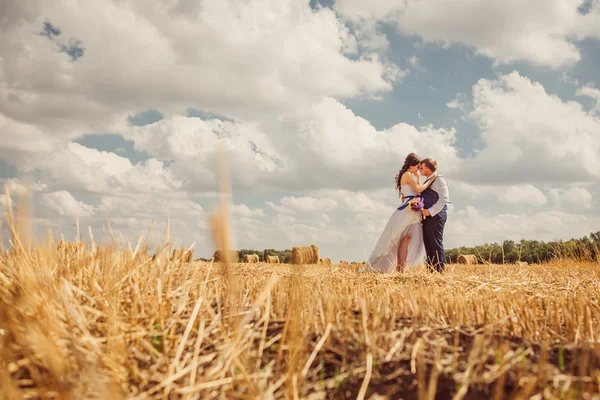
405, 172, 435, 194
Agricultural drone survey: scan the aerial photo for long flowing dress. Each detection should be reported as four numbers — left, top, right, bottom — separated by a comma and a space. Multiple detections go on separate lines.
364, 182, 426, 272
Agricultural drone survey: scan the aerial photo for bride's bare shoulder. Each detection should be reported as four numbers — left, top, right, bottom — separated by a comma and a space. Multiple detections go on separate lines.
400, 171, 416, 184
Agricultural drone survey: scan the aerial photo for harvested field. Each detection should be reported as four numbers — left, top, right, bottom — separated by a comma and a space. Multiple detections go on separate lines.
1, 243, 600, 399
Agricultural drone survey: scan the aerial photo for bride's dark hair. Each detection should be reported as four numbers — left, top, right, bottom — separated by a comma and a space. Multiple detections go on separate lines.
395, 153, 422, 197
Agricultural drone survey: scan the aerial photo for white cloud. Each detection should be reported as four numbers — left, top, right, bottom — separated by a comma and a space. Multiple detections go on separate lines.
126, 115, 287, 192
39, 191, 96, 217
549, 187, 594, 210
446, 100, 460, 109
335, 0, 600, 68
498, 185, 548, 207
446, 92, 469, 112
562, 71, 580, 86
463, 72, 600, 184
266, 201, 296, 216
231, 204, 265, 218
279, 196, 339, 213
2, 0, 599, 262
0, 0, 398, 163
346, 19, 390, 52
0, 115, 55, 164
279, 98, 460, 188
0, 178, 29, 199
446, 206, 600, 249
122, 98, 460, 193
577, 84, 600, 114
35, 143, 183, 195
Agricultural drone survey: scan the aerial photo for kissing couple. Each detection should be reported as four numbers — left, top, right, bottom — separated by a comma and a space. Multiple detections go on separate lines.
364, 153, 451, 273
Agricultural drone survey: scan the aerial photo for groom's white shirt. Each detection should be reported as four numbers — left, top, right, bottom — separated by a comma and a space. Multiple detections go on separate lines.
425, 173, 450, 217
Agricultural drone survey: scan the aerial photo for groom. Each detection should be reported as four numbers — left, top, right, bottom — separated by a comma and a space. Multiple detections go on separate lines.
419, 158, 450, 273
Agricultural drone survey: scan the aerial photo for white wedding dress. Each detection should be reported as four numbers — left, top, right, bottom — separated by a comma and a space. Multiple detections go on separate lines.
364, 182, 426, 273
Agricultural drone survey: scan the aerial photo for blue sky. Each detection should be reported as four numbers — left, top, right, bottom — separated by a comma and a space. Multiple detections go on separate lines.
1, 0, 600, 261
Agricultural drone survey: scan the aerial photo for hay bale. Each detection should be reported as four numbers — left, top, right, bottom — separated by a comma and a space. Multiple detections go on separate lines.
516, 261, 528, 266
457, 254, 477, 265
265, 255, 280, 264
213, 249, 239, 263
291, 244, 319, 265
243, 253, 259, 263
318, 257, 332, 267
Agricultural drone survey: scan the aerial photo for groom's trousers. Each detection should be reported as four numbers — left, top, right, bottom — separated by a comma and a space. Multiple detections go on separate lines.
423, 209, 447, 273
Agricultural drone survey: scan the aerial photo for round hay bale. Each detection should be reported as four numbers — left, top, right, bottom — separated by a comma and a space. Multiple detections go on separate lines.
265, 255, 280, 264
213, 249, 239, 263
291, 244, 319, 264
243, 253, 259, 263
457, 254, 477, 265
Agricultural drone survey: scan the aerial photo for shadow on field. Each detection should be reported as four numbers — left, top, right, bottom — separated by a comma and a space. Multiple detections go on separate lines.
295, 315, 600, 400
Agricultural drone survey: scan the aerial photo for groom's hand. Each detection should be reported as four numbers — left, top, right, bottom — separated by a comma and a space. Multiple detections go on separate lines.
421, 209, 431, 217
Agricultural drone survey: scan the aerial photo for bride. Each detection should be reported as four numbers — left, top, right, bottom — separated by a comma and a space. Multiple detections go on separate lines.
364, 153, 435, 273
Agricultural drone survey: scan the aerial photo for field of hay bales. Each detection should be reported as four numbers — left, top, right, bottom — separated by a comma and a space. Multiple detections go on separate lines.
1, 240, 599, 399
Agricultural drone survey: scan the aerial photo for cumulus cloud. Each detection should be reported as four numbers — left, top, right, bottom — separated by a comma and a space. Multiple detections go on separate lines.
0, 0, 398, 162
446, 93, 468, 111
463, 72, 600, 184
0, 115, 55, 164
408, 56, 419, 68
498, 185, 548, 207
279, 196, 339, 213
446, 206, 600, 248
446, 99, 462, 110
32, 143, 183, 195
120, 97, 461, 193
335, 0, 600, 68
39, 191, 96, 217
231, 204, 265, 218
577, 84, 600, 114
549, 187, 594, 210
125, 116, 285, 192
2, 0, 600, 261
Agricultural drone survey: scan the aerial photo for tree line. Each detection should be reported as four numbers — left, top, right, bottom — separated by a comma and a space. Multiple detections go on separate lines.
199, 231, 600, 264
445, 231, 600, 264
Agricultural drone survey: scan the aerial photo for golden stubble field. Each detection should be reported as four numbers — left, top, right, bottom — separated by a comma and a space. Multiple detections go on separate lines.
1, 241, 599, 400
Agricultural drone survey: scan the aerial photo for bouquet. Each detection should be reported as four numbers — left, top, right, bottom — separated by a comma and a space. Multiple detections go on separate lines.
408, 197, 424, 212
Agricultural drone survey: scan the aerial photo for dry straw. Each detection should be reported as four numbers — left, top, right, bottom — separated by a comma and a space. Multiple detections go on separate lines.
1, 151, 600, 398
318, 257, 332, 267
